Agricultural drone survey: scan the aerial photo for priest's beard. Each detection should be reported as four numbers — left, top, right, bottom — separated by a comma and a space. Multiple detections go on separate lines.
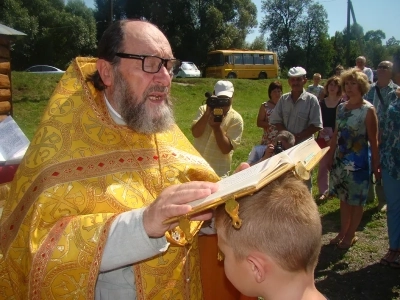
114, 71, 175, 134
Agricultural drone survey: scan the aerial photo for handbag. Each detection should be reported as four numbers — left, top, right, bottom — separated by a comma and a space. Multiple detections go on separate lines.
316, 138, 328, 149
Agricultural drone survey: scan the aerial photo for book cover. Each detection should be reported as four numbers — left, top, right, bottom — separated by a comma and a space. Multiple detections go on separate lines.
164, 138, 329, 224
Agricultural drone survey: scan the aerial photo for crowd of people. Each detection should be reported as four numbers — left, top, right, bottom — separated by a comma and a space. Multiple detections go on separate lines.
250, 58, 399, 264
0, 18, 399, 299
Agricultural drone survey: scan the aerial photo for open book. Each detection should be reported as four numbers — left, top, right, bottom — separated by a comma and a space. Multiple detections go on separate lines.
165, 138, 329, 225
0, 116, 30, 165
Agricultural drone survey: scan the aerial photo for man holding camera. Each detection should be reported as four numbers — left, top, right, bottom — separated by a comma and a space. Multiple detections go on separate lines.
247, 131, 295, 165
192, 80, 243, 177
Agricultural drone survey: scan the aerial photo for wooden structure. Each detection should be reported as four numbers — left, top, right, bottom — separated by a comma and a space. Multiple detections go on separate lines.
0, 24, 26, 122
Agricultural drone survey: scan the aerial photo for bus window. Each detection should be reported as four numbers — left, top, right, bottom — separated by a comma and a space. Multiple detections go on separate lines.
207, 53, 224, 67
233, 53, 243, 64
265, 55, 274, 65
224, 55, 233, 64
243, 54, 253, 64
254, 54, 263, 65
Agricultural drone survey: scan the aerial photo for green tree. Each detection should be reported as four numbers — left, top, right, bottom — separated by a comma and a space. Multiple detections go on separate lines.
0, 0, 97, 70
0, 0, 40, 69
94, 0, 257, 67
364, 30, 385, 45
259, 0, 330, 75
260, 0, 312, 56
386, 36, 400, 47
306, 35, 335, 78
247, 35, 267, 50
299, 3, 328, 72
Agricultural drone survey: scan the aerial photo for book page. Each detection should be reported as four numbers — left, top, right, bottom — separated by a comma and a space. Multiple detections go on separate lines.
6, 145, 29, 165
188, 151, 291, 209
0, 116, 30, 162
285, 138, 322, 168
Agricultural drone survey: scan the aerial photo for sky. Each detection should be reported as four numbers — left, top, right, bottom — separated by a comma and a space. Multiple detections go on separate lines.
83, 0, 399, 43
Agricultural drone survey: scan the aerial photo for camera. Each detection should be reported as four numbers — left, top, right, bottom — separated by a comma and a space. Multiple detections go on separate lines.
204, 92, 231, 122
274, 141, 283, 154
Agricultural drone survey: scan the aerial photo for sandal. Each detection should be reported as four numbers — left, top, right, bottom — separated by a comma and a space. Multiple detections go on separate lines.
318, 194, 328, 201
390, 253, 400, 268
337, 236, 359, 249
329, 235, 343, 245
380, 250, 399, 266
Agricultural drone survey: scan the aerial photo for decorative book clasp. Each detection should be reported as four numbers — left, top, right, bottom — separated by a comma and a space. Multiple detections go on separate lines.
225, 196, 242, 229
178, 215, 193, 244
293, 161, 310, 181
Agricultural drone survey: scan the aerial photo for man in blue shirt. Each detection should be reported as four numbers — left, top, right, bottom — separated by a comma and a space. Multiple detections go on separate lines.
364, 61, 398, 211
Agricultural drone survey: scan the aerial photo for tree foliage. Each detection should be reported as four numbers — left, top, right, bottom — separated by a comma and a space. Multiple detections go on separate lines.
93, 0, 258, 67
0, 0, 97, 70
260, 0, 312, 54
1, 0, 399, 77
259, 0, 400, 77
247, 35, 267, 50
259, 0, 331, 76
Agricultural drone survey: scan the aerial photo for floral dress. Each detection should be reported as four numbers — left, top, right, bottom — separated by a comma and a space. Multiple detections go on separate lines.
260, 101, 278, 145
330, 101, 372, 206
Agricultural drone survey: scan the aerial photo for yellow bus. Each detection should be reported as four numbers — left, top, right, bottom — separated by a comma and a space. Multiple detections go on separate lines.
205, 49, 279, 79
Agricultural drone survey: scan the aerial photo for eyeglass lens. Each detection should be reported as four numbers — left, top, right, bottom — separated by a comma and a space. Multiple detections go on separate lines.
378, 65, 390, 70
143, 56, 179, 74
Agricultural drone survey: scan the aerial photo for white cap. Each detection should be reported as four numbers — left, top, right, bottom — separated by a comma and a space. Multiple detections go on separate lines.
214, 80, 234, 97
288, 67, 307, 77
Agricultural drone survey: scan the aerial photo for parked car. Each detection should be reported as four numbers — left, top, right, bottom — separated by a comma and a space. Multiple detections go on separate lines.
173, 62, 201, 78
25, 65, 65, 74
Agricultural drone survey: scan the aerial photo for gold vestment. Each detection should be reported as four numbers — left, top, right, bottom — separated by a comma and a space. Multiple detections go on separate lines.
0, 57, 219, 299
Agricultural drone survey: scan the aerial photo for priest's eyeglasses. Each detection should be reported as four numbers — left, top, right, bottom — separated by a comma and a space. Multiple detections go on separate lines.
115, 53, 180, 75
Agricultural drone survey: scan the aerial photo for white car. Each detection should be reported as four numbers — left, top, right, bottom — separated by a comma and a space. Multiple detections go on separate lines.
25, 65, 65, 74
173, 62, 201, 78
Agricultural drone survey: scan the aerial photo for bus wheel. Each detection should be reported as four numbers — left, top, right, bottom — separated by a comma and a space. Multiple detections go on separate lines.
227, 72, 237, 79
258, 72, 267, 79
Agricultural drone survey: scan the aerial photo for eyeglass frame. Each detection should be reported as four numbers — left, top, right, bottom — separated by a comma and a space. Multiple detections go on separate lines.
115, 52, 181, 75
377, 65, 391, 70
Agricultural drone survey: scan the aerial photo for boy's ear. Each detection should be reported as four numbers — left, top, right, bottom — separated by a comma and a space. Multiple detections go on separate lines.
96, 59, 114, 87
246, 252, 268, 283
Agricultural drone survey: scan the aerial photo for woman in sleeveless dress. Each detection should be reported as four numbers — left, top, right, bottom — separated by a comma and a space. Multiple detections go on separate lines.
316, 76, 344, 200
327, 69, 380, 249
257, 81, 282, 145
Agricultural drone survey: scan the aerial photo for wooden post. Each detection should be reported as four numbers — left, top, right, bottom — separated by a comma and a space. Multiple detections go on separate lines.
0, 35, 12, 120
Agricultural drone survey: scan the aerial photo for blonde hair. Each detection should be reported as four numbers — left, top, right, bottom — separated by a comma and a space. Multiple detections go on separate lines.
335, 65, 344, 72
324, 76, 342, 97
341, 69, 370, 95
313, 73, 321, 79
215, 173, 322, 273
356, 56, 366, 63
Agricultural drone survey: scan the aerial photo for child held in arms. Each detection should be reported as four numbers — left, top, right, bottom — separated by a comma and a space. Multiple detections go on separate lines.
215, 173, 327, 300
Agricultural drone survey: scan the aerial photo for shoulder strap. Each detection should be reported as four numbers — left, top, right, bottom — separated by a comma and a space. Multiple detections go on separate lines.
375, 86, 384, 106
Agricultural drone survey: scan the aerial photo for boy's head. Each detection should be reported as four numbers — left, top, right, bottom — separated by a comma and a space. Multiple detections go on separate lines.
215, 173, 322, 296
274, 130, 295, 151
313, 73, 321, 85
335, 65, 344, 76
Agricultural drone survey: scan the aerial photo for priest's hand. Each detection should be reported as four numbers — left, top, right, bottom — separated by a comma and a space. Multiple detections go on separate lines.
143, 181, 219, 238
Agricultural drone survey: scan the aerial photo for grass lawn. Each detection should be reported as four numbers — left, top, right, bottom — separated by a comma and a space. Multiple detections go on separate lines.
9, 73, 400, 299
